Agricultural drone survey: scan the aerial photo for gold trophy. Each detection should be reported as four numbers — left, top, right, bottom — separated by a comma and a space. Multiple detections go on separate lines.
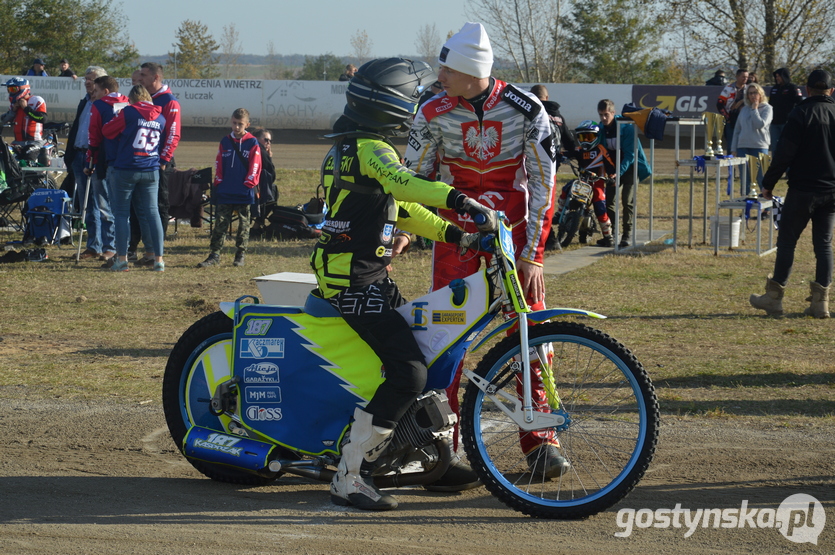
714, 114, 726, 156
703, 113, 715, 158
747, 155, 759, 198
758, 153, 771, 176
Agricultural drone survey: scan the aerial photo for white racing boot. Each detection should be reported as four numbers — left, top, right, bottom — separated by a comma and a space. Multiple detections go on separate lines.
331, 408, 398, 511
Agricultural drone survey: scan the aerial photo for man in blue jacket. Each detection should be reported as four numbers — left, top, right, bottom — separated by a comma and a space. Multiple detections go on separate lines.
597, 99, 651, 248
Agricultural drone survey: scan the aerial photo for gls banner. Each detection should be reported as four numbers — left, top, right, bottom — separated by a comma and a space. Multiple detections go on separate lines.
632, 85, 725, 117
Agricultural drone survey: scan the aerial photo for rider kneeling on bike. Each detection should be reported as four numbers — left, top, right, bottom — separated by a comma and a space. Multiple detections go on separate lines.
310, 57, 498, 511
560, 120, 615, 247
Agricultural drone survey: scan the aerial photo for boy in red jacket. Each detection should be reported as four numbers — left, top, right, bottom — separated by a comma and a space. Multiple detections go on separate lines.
197, 108, 261, 268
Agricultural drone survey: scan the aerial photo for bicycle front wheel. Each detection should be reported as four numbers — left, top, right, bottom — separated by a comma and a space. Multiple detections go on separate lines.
461, 321, 659, 519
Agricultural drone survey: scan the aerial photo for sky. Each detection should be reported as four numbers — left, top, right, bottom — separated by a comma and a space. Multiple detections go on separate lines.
121, 0, 471, 58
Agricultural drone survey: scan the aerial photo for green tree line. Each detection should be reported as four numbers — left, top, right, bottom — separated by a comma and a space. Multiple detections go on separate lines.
0, 0, 138, 77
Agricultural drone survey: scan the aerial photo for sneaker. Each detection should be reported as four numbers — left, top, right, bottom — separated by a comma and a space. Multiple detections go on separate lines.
526, 445, 570, 479
152, 261, 165, 272
233, 252, 245, 267
596, 236, 614, 248
101, 257, 116, 269
127, 251, 138, 262
134, 255, 155, 267
197, 253, 220, 268
424, 459, 482, 492
110, 260, 129, 272
79, 248, 99, 260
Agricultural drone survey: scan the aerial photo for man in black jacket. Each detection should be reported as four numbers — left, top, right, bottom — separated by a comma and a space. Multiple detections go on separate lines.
750, 69, 835, 319
768, 68, 804, 149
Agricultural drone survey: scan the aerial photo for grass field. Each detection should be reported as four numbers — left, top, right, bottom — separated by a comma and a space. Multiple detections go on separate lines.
0, 168, 832, 425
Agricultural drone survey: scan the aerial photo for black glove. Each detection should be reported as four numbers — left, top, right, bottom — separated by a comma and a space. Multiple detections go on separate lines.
458, 231, 493, 255
450, 192, 499, 233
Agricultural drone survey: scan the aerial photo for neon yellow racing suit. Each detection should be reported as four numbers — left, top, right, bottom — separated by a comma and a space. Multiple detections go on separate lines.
311, 133, 466, 298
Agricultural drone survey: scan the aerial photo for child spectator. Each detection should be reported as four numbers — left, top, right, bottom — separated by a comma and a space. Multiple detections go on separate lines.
197, 108, 261, 268
557, 120, 615, 247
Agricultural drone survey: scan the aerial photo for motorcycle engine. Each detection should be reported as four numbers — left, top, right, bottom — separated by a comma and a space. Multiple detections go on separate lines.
374, 391, 457, 472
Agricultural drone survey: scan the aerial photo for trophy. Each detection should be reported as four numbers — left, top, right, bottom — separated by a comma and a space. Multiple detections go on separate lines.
702, 112, 726, 158
747, 155, 759, 198
758, 152, 771, 176
714, 114, 726, 155
703, 113, 716, 158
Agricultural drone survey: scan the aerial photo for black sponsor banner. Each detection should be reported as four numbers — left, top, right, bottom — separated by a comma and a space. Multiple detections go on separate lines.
632, 85, 725, 117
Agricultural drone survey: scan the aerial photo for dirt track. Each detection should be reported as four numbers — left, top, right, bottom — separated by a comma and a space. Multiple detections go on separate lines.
1, 132, 832, 554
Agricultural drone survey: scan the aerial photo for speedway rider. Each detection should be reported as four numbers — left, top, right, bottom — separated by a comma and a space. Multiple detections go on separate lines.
310, 57, 499, 511
558, 120, 615, 247
1, 77, 47, 150
404, 22, 569, 481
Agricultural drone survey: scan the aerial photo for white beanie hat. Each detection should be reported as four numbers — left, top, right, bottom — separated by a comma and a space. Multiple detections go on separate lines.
439, 22, 493, 79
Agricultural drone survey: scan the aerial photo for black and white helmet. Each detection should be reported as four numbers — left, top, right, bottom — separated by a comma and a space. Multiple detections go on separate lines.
344, 58, 436, 134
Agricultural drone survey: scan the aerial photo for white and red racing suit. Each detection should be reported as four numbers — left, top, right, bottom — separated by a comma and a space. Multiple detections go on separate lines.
404, 78, 559, 454
11, 95, 47, 143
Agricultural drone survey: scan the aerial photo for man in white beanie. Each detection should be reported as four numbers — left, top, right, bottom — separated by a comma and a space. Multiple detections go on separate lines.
404, 22, 566, 487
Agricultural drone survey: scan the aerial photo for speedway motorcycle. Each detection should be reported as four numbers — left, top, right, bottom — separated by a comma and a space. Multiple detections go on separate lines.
162, 215, 659, 519
554, 163, 612, 248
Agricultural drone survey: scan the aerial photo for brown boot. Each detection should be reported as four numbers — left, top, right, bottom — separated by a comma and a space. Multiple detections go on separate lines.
749, 276, 785, 316
804, 281, 831, 319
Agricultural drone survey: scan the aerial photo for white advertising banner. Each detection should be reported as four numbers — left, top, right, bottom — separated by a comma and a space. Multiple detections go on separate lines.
2, 76, 699, 133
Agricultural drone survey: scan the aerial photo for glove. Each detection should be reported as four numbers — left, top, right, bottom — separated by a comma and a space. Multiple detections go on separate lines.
454, 195, 499, 233
458, 231, 493, 255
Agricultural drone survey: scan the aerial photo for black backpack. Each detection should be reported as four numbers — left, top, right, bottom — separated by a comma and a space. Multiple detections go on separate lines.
0, 136, 26, 203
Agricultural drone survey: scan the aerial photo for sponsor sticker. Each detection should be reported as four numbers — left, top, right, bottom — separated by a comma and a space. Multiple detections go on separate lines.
240, 337, 285, 359
245, 386, 282, 404
432, 310, 466, 324
246, 406, 283, 421
243, 362, 280, 384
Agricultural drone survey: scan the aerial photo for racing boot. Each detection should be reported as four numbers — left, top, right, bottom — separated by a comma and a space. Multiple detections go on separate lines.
596, 220, 614, 248
804, 281, 831, 319
526, 443, 571, 480
749, 276, 784, 316
424, 451, 481, 492
331, 408, 398, 511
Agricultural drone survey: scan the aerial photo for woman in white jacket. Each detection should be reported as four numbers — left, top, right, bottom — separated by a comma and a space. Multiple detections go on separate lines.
732, 83, 773, 194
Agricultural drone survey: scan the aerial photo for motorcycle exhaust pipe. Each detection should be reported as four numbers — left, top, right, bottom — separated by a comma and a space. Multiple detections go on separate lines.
182, 425, 282, 478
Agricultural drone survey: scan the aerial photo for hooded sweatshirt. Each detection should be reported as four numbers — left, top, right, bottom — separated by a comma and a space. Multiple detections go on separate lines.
768, 68, 804, 125
102, 101, 165, 171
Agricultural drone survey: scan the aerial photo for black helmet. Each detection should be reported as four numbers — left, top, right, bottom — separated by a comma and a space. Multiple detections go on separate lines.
344, 58, 436, 134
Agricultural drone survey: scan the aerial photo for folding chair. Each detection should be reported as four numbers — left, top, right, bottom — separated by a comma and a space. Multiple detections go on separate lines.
168, 167, 212, 234
22, 188, 71, 245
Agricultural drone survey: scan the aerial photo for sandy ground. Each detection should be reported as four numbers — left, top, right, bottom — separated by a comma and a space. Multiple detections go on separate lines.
1, 131, 832, 554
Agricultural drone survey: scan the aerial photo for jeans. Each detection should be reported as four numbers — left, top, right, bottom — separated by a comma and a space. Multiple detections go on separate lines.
109, 168, 164, 258
71, 156, 115, 253
736, 147, 769, 195
772, 188, 835, 287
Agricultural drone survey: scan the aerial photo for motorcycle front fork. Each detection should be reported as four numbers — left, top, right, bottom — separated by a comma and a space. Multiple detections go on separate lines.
463, 312, 566, 431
